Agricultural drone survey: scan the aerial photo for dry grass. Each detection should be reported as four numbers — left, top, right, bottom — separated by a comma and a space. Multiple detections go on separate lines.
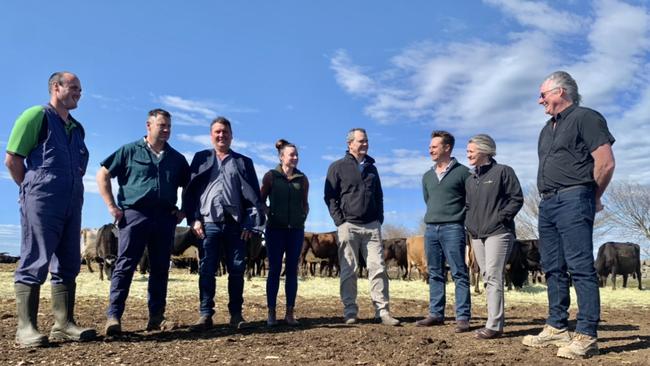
0, 267, 648, 309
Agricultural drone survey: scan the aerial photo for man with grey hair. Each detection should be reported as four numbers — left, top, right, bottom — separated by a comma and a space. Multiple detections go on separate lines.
324, 128, 399, 326
5, 71, 96, 347
522, 71, 615, 359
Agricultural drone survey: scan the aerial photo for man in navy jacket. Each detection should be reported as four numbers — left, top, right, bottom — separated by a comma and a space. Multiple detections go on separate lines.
183, 117, 265, 330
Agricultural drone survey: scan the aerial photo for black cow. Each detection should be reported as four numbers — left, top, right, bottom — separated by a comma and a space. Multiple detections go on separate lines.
95, 223, 119, 281
0, 252, 19, 263
383, 238, 408, 280
595, 242, 642, 290
517, 239, 543, 284
505, 240, 528, 290
138, 226, 202, 274
246, 235, 266, 280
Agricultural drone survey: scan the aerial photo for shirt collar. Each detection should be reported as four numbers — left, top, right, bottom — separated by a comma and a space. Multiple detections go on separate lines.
551, 103, 577, 124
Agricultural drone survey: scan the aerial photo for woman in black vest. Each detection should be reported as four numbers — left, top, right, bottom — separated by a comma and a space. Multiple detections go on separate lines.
261, 139, 309, 326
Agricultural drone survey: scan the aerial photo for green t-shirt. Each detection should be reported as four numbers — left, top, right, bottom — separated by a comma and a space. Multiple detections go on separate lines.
6, 105, 78, 157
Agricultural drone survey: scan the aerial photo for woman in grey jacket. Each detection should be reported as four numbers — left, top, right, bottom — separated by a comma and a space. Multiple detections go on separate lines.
465, 134, 523, 339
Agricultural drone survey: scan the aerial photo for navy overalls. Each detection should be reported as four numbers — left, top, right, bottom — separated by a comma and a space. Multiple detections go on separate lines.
15, 104, 88, 285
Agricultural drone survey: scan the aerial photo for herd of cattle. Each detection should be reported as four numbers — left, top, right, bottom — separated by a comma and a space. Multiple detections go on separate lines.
78, 225, 644, 291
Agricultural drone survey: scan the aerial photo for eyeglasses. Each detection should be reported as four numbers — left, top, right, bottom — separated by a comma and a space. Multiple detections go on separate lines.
539, 87, 561, 99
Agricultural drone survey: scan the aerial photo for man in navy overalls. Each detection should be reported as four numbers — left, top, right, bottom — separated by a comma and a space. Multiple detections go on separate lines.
5, 71, 96, 347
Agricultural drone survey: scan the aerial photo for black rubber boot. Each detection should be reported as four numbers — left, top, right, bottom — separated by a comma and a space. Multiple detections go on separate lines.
50, 283, 97, 341
14, 283, 48, 348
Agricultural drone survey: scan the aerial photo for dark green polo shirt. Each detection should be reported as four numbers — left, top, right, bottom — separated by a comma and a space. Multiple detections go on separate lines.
100, 138, 190, 211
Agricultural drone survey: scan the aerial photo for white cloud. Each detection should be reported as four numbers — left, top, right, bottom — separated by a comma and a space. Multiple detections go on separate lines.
484, 0, 588, 34
331, 0, 650, 184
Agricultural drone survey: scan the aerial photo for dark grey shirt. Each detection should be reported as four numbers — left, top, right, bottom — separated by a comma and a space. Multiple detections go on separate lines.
537, 104, 615, 193
199, 154, 243, 223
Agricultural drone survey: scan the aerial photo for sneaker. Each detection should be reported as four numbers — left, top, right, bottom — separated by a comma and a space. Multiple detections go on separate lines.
343, 316, 358, 325
379, 314, 401, 326
557, 333, 599, 359
104, 317, 121, 337
229, 314, 248, 329
190, 316, 213, 332
146, 315, 177, 332
522, 324, 572, 348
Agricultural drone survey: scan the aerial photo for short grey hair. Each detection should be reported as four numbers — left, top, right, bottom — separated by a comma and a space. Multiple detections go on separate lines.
346, 127, 367, 144
545, 71, 581, 105
468, 134, 497, 157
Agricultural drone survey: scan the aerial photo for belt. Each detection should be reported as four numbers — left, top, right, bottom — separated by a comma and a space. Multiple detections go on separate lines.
540, 185, 590, 200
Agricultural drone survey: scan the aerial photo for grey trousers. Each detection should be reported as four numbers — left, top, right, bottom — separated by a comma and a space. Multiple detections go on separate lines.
337, 221, 390, 318
470, 232, 514, 331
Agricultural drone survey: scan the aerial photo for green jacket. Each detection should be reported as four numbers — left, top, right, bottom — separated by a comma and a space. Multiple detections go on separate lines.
422, 160, 471, 224
266, 165, 308, 229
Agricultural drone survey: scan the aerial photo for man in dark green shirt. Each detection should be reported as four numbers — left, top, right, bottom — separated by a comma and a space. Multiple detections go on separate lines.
97, 108, 190, 336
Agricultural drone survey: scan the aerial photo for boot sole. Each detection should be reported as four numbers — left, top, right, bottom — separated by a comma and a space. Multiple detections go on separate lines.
557, 348, 599, 359
50, 329, 97, 342
522, 337, 571, 348
15, 336, 49, 348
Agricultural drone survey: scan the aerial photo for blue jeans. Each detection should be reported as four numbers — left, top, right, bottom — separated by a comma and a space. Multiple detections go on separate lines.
538, 186, 600, 337
425, 223, 471, 321
198, 220, 246, 317
265, 227, 304, 309
107, 209, 176, 319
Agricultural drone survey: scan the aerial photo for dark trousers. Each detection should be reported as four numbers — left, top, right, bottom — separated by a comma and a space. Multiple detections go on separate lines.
265, 227, 304, 309
106, 208, 176, 319
198, 220, 246, 317
425, 222, 471, 321
15, 186, 82, 285
538, 186, 600, 337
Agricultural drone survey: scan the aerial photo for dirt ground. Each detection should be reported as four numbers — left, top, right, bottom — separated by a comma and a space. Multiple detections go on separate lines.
0, 271, 649, 365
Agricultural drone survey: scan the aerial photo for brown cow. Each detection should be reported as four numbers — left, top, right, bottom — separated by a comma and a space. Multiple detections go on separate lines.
383, 238, 408, 280
300, 231, 339, 277
80, 227, 98, 272
94, 223, 119, 281
466, 238, 481, 294
406, 235, 427, 282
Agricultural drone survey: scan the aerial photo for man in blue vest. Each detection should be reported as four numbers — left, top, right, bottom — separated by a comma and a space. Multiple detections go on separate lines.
5, 71, 96, 347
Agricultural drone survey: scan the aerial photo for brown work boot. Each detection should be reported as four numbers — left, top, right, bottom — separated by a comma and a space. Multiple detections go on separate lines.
284, 307, 299, 326
557, 333, 599, 359
415, 315, 444, 327
522, 324, 572, 348
455, 319, 470, 333
146, 314, 177, 331
104, 317, 121, 337
229, 314, 248, 329
190, 315, 213, 331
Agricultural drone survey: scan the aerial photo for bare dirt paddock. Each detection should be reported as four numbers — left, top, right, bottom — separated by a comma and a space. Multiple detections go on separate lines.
0, 264, 648, 365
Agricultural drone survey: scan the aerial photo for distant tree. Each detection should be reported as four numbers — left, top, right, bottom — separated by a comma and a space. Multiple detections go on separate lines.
603, 181, 650, 256
515, 185, 540, 240
515, 184, 611, 241
382, 223, 415, 239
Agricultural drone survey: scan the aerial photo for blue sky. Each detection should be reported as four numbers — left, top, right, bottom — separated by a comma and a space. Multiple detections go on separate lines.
1, 0, 649, 255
